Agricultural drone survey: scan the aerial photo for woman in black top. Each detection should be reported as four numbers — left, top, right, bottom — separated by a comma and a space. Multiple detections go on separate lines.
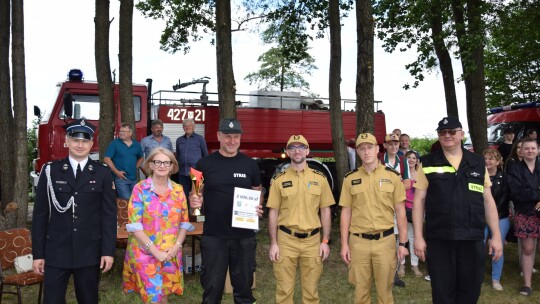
507, 138, 540, 296
483, 149, 510, 291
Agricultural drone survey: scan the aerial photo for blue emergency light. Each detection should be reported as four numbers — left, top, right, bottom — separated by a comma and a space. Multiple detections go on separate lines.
488, 102, 540, 114
68, 69, 83, 81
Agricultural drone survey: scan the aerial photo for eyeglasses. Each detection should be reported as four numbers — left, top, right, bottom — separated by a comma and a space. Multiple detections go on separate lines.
119, 130, 132, 133
287, 145, 307, 152
437, 129, 462, 136
151, 160, 172, 167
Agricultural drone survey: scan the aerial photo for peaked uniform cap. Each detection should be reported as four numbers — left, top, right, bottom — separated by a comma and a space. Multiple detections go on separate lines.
385, 133, 399, 142
436, 117, 462, 131
286, 135, 309, 148
356, 133, 377, 146
219, 119, 243, 134
63, 118, 96, 140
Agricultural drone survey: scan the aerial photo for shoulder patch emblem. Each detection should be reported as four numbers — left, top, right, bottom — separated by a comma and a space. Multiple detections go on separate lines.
385, 167, 400, 176
92, 159, 108, 167
272, 171, 286, 180
344, 169, 358, 178
351, 179, 362, 185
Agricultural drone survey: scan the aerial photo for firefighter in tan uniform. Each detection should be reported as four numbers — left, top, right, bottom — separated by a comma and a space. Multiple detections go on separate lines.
339, 133, 408, 304
267, 135, 335, 304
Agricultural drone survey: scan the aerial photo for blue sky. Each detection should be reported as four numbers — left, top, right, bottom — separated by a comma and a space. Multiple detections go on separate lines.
24, 0, 469, 138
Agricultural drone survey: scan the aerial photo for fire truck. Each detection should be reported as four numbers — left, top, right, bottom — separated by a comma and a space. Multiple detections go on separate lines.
31, 70, 387, 194
464, 102, 540, 150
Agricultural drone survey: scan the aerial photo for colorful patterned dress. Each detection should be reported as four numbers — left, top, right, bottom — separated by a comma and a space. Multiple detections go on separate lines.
122, 178, 190, 303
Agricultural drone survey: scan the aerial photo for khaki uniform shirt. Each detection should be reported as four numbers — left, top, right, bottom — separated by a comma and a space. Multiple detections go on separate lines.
415, 154, 491, 190
267, 166, 335, 232
339, 163, 406, 234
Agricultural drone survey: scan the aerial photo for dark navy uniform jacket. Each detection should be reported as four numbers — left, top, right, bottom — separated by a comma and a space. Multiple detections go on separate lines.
32, 157, 117, 269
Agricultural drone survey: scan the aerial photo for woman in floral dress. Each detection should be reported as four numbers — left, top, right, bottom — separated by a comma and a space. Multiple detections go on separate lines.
123, 147, 194, 303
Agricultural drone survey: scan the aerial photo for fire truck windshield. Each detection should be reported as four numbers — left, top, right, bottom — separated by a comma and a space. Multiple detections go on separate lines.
59, 94, 142, 121
487, 122, 540, 144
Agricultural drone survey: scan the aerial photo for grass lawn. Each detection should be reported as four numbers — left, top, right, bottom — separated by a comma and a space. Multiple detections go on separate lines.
10, 219, 540, 304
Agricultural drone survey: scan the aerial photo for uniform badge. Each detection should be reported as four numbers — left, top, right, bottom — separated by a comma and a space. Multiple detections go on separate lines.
470, 171, 480, 177
443, 118, 448, 124
55, 181, 67, 184
63, 163, 69, 170
282, 181, 292, 188
352, 179, 362, 185
88, 164, 93, 171
81, 119, 86, 126
229, 121, 234, 128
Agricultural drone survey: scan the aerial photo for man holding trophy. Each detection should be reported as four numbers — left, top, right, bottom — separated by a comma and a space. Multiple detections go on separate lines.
190, 118, 263, 304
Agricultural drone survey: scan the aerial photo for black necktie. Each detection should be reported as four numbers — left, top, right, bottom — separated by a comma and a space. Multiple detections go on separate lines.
76, 164, 82, 182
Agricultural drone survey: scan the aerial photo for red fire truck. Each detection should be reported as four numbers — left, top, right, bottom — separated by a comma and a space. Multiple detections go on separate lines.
31, 70, 387, 193
463, 102, 540, 150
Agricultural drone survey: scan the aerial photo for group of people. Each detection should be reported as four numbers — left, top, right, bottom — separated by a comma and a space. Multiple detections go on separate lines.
30, 114, 540, 304
488, 127, 540, 296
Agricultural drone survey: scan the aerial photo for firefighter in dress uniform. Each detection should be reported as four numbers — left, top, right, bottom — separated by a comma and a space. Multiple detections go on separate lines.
339, 133, 409, 304
267, 135, 335, 304
32, 119, 117, 304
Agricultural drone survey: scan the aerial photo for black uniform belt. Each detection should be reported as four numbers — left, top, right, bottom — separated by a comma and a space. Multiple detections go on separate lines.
352, 227, 394, 240
279, 226, 320, 239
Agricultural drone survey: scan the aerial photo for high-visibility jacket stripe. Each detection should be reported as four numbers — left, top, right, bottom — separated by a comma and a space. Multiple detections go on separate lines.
422, 166, 456, 174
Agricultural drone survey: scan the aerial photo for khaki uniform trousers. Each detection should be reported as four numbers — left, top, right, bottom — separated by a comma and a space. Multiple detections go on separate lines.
348, 233, 397, 304
273, 229, 323, 304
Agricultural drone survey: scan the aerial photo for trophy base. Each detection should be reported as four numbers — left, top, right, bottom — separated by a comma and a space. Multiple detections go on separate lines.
189, 215, 205, 222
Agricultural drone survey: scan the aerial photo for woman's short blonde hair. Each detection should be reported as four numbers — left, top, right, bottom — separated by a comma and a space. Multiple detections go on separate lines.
482, 148, 503, 170
143, 148, 179, 176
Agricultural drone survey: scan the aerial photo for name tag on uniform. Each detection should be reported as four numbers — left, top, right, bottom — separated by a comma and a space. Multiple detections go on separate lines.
282, 181, 293, 188
351, 179, 361, 185
468, 183, 483, 193
55, 181, 67, 184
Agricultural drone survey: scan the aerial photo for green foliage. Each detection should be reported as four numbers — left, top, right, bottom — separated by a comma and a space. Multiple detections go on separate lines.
244, 45, 317, 94
485, 0, 540, 107
27, 119, 39, 174
373, 0, 455, 90
243, 0, 353, 94
410, 136, 438, 157
136, 0, 215, 54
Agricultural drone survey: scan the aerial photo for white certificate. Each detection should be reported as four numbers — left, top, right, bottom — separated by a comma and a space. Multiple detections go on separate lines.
231, 187, 261, 230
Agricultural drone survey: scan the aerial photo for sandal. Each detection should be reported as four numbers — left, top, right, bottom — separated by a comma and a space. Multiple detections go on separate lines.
519, 286, 532, 296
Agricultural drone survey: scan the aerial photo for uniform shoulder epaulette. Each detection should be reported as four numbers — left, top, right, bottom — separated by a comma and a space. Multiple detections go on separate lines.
91, 159, 108, 167
385, 166, 400, 176
311, 169, 327, 179
344, 168, 358, 178
271, 171, 286, 180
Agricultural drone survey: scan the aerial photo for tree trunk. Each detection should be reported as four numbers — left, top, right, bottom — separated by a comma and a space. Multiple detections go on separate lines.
0, 0, 14, 211
451, 0, 488, 154
430, 0, 459, 118
215, 0, 236, 119
12, 0, 28, 227
355, 0, 375, 134
329, 0, 348, 193
95, 0, 115, 160
119, 0, 134, 130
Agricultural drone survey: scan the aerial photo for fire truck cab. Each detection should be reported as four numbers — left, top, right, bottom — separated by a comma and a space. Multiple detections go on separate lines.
481, 102, 540, 148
